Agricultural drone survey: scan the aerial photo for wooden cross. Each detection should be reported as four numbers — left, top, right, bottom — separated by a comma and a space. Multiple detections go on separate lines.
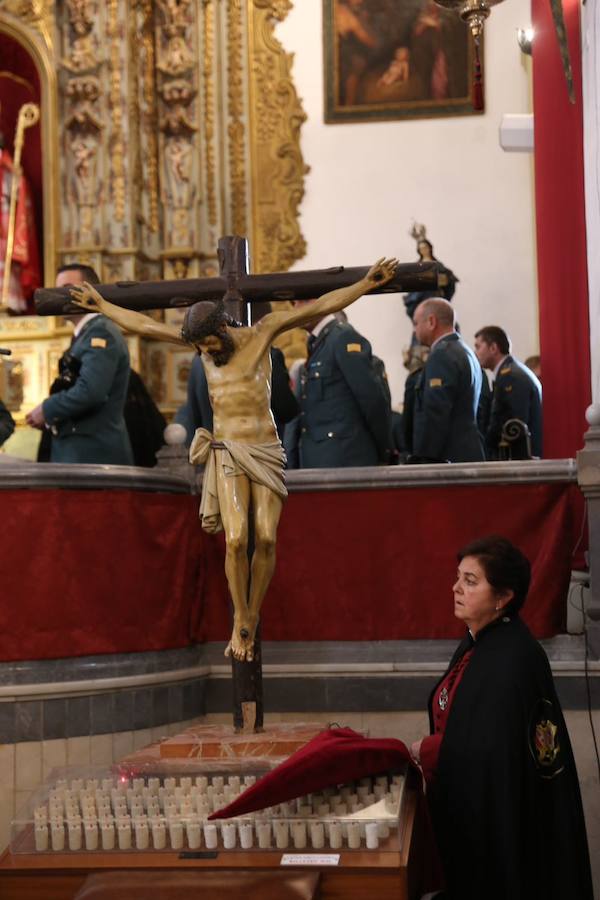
34, 237, 446, 733
34, 235, 446, 317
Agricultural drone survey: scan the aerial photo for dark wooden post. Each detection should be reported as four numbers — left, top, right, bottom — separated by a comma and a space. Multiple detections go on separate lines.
218, 236, 264, 733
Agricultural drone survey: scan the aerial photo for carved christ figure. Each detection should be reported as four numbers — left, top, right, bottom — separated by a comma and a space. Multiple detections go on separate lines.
70, 258, 397, 661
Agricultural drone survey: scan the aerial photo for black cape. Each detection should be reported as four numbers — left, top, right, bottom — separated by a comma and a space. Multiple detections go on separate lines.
427, 616, 593, 900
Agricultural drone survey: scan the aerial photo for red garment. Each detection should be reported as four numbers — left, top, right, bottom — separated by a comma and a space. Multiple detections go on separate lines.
209, 727, 412, 820
420, 648, 474, 783
0, 148, 41, 310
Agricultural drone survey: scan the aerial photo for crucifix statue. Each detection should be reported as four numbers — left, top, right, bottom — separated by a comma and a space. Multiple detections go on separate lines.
64, 256, 398, 663
35, 236, 445, 729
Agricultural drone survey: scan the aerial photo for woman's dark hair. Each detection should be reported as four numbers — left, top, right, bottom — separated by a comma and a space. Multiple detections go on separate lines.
457, 535, 531, 615
417, 239, 437, 260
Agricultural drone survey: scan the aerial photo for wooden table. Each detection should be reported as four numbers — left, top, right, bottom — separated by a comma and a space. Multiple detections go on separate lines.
0, 791, 427, 900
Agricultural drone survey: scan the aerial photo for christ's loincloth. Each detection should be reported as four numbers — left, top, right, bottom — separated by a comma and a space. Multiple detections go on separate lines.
189, 428, 287, 533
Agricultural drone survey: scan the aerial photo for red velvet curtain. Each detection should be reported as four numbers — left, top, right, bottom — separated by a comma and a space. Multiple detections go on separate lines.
198, 483, 583, 644
0, 484, 582, 661
532, 0, 590, 458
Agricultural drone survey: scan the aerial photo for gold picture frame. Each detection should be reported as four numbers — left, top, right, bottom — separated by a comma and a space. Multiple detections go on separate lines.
323, 0, 482, 123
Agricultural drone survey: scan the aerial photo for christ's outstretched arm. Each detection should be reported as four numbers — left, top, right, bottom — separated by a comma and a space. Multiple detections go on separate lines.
70, 282, 186, 346
253, 258, 397, 353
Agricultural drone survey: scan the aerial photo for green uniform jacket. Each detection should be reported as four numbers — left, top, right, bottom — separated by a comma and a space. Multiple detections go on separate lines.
42, 315, 133, 465
486, 355, 543, 458
285, 320, 392, 468
412, 332, 485, 463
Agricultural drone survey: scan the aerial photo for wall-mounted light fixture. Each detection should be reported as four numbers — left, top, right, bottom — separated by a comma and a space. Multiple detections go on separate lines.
517, 27, 535, 56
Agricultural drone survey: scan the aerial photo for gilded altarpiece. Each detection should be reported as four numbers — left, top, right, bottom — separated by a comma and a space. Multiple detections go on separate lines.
0, 0, 306, 455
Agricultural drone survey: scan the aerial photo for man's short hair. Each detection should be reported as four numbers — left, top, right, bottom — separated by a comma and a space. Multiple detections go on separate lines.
181, 299, 239, 343
56, 262, 100, 284
419, 297, 455, 327
475, 326, 511, 355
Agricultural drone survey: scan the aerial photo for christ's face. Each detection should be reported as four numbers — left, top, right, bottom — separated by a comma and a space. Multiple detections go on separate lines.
198, 329, 236, 366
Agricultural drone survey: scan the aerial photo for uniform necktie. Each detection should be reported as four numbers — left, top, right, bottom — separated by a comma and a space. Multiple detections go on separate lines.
307, 333, 317, 356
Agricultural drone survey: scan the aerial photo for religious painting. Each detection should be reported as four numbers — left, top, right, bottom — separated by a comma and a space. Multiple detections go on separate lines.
323, 0, 481, 123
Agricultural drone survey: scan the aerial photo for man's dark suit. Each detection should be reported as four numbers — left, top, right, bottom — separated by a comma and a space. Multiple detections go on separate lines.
284, 319, 392, 468
412, 332, 484, 463
485, 355, 542, 458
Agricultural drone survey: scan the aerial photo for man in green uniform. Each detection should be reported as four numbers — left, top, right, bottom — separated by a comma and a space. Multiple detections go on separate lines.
284, 308, 392, 468
474, 325, 542, 458
26, 264, 133, 465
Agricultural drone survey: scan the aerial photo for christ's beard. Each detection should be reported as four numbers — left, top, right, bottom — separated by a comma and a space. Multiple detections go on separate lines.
210, 332, 236, 366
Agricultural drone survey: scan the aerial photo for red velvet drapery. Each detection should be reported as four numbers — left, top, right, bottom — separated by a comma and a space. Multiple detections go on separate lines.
532, 0, 590, 458
199, 482, 582, 644
0, 483, 582, 662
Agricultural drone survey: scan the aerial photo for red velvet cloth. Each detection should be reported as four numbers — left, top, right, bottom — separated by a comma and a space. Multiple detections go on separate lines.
0, 482, 582, 661
0, 490, 202, 661
198, 482, 583, 644
532, 0, 590, 459
209, 727, 412, 820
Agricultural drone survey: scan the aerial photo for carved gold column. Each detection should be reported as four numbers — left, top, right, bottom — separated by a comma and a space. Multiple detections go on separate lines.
154, 0, 201, 281
246, 0, 308, 274
58, 0, 104, 270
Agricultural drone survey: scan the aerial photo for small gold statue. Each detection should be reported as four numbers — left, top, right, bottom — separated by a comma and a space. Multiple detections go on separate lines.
70, 258, 397, 661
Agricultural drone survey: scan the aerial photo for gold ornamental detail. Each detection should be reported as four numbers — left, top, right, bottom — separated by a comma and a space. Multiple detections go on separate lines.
247, 0, 307, 273
0, 0, 54, 49
139, 0, 160, 233
227, 0, 247, 236
107, 0, 126, 223
201, 0, 217, 228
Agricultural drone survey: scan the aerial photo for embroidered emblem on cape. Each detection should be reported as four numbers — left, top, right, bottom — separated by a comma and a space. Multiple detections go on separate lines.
91, 337, 107, 348
438, 687, 449, 710
528, 698, 564, 779
535, 719, 559, 766
429, 378, 443, 388
346, 343, 361, 352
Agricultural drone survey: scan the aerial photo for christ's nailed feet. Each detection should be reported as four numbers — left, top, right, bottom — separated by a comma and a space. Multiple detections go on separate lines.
224, 621, 256, 662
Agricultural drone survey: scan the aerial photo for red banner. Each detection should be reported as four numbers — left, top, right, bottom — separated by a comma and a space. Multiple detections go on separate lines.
532, 0, 590, 458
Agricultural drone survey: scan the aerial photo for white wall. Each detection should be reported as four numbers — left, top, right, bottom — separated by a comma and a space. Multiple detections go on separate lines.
582, 0, 600, 406
277, 0, 538, 407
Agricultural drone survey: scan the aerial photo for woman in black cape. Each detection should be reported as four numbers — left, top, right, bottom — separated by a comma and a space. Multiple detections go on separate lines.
411, 535, 593, 900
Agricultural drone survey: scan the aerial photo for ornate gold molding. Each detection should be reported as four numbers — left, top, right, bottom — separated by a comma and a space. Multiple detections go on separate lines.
107, 0, 126, 224
247, 0, 307, 273
201, 0, 217, 228
227, 0, 247, 237
138, 0, 160, 234
0, 0, 54, 49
